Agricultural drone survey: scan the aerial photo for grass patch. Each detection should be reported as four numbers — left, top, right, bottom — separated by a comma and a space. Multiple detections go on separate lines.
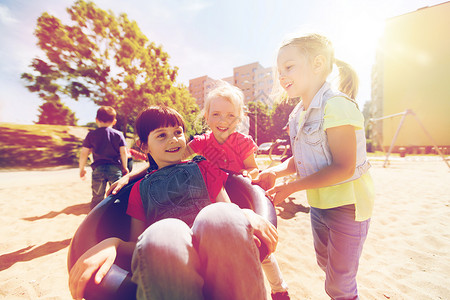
0, 123, 89, 169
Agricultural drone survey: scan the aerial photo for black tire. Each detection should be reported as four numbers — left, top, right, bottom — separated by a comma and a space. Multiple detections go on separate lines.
67, 173, 277, 300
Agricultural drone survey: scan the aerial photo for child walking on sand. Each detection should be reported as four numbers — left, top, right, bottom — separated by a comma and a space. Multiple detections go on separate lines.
255, 33, 374, 299
185, 81, 290, 300
69, 106, 277, 300
79, 106, 129, 209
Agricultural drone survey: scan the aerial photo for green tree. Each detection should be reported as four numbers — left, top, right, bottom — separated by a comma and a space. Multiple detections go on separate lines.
22, 0, 180, 133
21, 58, 78, 125
247, 100, 271, 145
118, 84, 201, 138
268, 96, 300, 141
163, 85, 202, 138
37, 98, 78, 125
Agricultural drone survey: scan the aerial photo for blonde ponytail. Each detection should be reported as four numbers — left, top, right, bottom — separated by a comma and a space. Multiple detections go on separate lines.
334, 58, 359, 100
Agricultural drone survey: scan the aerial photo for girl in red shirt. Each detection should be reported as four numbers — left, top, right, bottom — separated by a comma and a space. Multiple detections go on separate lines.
185, 82, 290, 300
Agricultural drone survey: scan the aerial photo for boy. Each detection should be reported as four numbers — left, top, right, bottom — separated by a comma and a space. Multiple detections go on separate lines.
79, 106, 129, 209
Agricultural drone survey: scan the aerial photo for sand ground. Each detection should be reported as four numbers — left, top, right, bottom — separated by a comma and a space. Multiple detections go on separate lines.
0, 157, 449, 299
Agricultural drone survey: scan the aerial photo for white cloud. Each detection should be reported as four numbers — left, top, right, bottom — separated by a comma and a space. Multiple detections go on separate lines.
0, 4, 18, 25
182, 0, 212, 12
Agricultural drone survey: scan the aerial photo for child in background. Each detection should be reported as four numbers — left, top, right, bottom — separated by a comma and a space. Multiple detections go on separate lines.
79, 106, 129, 209
255, 33, 374, 299
185, 81, 290, 300
69, 106, 277, 300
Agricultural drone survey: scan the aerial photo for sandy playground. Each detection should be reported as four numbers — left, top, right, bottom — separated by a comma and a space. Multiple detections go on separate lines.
0, 156, 449, 299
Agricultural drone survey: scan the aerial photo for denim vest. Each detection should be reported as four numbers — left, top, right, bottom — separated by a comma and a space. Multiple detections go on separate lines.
288, 82, 370, 185
139, 156, 211, 227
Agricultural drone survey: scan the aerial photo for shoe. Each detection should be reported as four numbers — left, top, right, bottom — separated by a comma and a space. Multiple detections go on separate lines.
271, 291, 290, 300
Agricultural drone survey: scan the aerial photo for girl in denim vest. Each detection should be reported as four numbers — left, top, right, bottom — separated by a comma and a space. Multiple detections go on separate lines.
255, 33, 374, 300
69, 106, 277, 300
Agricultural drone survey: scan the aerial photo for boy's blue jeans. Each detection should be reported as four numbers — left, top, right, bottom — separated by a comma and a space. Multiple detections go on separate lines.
91, 164, 122, 209
131, 202, 267, 300
310, 205, 370, 300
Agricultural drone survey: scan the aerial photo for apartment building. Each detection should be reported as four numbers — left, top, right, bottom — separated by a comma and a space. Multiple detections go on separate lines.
189, 62, 274, 108
188, 75, 216, 109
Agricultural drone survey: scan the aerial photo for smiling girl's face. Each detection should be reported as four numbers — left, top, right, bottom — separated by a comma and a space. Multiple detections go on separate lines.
206, 96, 240, 144
277, 44, 315, 99
145, 125, 186, 169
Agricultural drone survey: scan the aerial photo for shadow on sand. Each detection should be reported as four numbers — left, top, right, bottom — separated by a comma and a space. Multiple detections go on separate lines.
0, 238, 71, 271
22, 203, 90, 221
277, 197, 310, 220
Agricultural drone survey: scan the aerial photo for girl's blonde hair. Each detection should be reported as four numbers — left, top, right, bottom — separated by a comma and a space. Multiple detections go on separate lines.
274, 33, 359, 100
202, 80, 245, 122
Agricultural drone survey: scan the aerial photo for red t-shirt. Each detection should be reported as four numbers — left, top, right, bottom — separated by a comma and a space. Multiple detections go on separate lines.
127, 160, 228, 223
188, 131, 257, 173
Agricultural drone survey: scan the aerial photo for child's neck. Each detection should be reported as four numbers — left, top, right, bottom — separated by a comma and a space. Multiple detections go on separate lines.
96, 121, 114, 128
302, 80, 327, 110
155, 159, 183, 169
212, 131, 233, 145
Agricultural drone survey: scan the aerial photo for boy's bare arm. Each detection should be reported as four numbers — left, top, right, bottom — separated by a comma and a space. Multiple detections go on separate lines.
79, 147, 91, 179
119, 146, 129, 175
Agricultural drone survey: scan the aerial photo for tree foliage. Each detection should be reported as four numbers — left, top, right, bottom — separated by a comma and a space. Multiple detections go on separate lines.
22, 0, 197, 132
269, 96, 300, 141
247, 100, 271, 144
37, 99, 78, 125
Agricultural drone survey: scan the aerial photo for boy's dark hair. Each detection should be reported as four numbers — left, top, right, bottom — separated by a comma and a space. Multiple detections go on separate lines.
96, 106, 117, 123
135, 106, 186, 145
135, 106, 186, 171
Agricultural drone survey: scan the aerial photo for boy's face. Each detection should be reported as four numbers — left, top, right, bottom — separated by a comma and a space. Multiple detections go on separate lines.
207, 96, 239, 144
146, 125, 186, 169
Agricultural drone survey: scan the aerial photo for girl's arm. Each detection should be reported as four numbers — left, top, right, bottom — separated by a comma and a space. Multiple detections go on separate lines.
69, 217, 145, 300
182, 144, 196, 160
107, 164, 149, 196
252, 156, 296, 190
240, 153, 259, 179
268, 125, 356, 205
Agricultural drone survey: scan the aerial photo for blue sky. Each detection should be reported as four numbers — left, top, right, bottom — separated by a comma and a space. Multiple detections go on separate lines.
0, 0, 447, 125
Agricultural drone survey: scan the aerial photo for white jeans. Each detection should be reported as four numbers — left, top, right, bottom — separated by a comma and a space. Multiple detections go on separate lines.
131, 202, 267, 300
262, 254, 288, 293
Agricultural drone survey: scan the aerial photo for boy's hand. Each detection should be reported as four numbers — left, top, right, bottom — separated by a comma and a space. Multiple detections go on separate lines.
79, 169, 87, 180
121, 167, 129, 176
